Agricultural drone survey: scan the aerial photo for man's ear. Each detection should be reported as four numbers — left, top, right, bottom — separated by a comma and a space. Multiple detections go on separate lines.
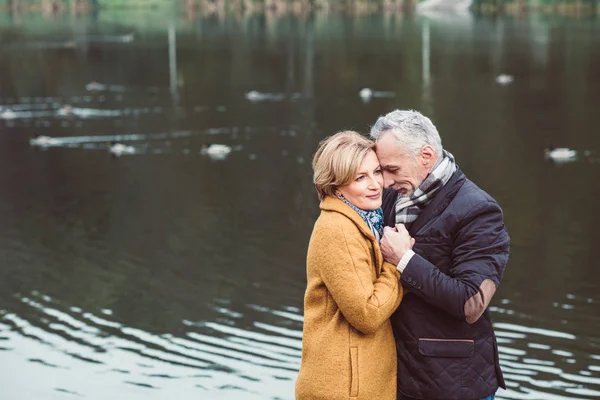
420, 145, 435, 168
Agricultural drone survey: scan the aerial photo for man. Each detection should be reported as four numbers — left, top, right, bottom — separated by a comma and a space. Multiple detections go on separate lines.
370, 109, 509, 400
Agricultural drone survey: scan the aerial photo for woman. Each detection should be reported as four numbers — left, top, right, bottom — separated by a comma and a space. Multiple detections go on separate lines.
296, 131, 405, 400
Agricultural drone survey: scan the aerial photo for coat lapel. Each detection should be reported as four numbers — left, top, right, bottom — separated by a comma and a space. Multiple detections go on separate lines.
320, 196, 383, 276
372, 241, 383, 276
408, 168, 466, 236
382, 188, 398, 228
320, 196, 376, 240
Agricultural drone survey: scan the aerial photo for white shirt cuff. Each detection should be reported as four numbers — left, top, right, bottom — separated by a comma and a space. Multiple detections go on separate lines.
397, 249, 415, 273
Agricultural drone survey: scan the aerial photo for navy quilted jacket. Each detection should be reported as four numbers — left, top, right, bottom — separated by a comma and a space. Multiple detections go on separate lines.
382, 168, 510, 400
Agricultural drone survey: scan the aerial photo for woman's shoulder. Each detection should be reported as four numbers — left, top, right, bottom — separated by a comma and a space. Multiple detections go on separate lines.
313, 209, 361, 239
309, 211, 369, 258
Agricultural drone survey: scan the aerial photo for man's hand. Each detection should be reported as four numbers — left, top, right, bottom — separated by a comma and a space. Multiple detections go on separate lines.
380, 224, 415, 265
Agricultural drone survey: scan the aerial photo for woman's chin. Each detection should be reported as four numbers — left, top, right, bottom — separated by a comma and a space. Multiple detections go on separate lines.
362, 199, 382, 210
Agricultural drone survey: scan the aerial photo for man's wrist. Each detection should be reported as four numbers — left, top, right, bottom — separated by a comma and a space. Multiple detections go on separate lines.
396, 249, 415, 273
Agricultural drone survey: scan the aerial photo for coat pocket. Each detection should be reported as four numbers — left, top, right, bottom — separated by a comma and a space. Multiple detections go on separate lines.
349, 346, 359, 397
418, 338, 474, 358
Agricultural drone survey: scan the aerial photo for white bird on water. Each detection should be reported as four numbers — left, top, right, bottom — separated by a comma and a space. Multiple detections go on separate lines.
358, 88, 396, 102
85, 81, 106, 91
118, 33, 135, 43
359, 88, 373, 101
245, 90, 285, 102
496, 74, 514, 85
0, 108, 17, 119
245, 90, 263, 102
545, 146, 577, 162
30, 135, 60, 147
57, 104, 74, 116
201, 144, 232, 160
109, 142, 136, 157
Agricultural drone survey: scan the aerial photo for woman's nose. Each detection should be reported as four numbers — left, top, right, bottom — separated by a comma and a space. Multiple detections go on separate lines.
368, 177, 381, 189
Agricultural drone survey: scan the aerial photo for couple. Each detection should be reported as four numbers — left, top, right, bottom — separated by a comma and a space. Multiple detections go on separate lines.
295, 110, 510, 400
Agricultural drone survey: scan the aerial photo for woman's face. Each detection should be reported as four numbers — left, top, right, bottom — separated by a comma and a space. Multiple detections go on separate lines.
337, 150, 383, 210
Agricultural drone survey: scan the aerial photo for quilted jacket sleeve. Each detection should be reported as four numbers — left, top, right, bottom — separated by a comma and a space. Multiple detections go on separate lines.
400, 200, 509, 324
311, 221, 403, 335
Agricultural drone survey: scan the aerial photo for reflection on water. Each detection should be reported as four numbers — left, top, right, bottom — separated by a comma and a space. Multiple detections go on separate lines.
0, 293, 301, 399
1, 9, 600, 400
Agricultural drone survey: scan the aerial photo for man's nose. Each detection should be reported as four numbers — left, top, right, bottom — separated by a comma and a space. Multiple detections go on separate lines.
382, 172, 394, 188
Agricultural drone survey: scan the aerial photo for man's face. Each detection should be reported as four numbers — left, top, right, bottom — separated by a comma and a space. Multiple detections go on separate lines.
375, 132, 431, 197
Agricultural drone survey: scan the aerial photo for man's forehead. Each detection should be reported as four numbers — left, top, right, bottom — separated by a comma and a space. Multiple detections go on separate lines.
375, 135, 404, 152
376, 148, 412, 169
375, 144, 407, 159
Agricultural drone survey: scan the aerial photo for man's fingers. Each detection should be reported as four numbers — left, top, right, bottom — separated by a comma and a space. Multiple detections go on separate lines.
395, 224, 408, 233
383, 226, 396, 235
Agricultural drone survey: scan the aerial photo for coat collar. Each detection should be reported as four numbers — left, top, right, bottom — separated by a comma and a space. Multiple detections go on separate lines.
320, 196, 383, 275
408, 167, 466, 235
320, 196, 376, 241
382, 168, 467, 234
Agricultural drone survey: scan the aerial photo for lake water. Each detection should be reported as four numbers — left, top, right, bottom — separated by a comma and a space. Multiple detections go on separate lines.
1, 9, 599, 400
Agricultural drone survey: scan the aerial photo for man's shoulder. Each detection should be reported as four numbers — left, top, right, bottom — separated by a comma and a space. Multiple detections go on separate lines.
457, 175, 499, 203
451, 175, 503, 217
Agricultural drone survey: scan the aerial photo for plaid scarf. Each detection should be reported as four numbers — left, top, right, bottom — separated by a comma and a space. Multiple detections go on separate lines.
395, 150, 457, 227
340, 196, 385, 241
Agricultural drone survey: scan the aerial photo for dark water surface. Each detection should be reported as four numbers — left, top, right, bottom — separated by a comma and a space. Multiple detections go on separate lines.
1, 10, 600, 400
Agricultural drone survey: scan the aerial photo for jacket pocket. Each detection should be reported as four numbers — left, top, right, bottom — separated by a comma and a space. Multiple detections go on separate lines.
349, 346, 359, 397
418, 338, 474, 358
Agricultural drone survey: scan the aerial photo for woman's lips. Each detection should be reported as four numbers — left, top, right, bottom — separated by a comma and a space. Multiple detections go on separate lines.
366, 193, 381, 199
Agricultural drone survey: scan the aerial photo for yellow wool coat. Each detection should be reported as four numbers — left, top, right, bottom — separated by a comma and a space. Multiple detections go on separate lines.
296, 196, 404, 400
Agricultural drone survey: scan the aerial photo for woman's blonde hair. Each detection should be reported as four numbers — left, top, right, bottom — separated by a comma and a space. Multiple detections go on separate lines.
312, 131, 375, 201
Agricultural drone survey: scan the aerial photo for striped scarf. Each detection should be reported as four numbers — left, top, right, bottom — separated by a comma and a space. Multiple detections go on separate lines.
395, 150, 457, 228
340, 196, 385, 241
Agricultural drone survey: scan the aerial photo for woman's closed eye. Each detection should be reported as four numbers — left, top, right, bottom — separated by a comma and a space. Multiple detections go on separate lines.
355, 175, 365, 182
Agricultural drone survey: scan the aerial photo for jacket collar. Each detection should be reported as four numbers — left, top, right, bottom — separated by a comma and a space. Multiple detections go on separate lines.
320, 196, 376, 241
408, 167, 466, 235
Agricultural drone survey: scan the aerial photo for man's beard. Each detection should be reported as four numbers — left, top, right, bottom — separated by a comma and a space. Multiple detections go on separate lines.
395, 186, 415, 198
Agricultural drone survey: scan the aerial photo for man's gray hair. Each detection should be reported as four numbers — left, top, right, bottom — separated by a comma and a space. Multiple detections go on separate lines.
370, 109, 443, 157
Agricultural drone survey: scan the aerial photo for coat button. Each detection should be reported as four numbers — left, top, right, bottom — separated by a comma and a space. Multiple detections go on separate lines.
407, 277, 412, 283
